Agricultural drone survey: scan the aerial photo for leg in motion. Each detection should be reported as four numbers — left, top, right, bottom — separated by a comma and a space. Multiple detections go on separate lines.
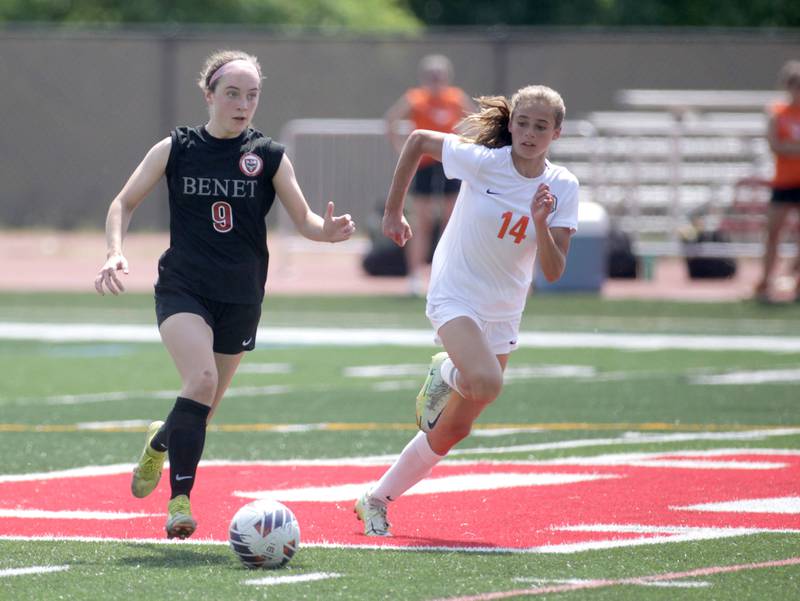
356, 317, 508, 535
156, 313, 217, 538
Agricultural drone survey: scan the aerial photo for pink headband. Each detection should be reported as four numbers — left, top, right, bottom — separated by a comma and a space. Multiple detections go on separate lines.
208, 59, 260, 88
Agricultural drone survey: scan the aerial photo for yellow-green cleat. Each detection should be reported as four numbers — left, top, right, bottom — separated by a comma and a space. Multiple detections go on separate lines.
130, 421, 166, 498
415, 352, 451, 432
354, 492, 391, 537
165, 494, 196, 539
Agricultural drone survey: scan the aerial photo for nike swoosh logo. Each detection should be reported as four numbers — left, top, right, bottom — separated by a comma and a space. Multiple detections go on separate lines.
426, 410, 444, 430
486, 189, 500, 195
175, 475, 193, 481
242, 338, 253, 346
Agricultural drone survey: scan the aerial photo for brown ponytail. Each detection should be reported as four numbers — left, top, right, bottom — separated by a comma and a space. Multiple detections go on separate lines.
457, 95, 513, 148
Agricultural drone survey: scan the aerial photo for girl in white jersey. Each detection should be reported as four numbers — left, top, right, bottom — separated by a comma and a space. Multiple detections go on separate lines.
355, 85, 579, 536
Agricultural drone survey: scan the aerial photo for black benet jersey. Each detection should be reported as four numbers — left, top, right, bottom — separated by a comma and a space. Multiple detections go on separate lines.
158, 126, 285, 303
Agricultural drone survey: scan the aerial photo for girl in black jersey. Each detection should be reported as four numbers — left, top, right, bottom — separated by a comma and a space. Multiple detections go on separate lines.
94, 49, 355, 540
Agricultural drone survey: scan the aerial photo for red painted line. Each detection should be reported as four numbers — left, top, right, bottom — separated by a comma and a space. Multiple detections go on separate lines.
431, 557, 800, 601
2, 458, 799, 549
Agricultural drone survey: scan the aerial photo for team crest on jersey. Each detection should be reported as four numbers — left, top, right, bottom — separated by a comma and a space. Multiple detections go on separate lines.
239, 152, 263, 177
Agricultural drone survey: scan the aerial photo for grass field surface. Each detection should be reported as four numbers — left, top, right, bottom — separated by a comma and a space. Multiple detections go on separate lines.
0, 292, 798, 600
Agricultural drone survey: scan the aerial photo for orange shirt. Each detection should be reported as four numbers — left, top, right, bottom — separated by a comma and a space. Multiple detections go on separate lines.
771, 101, 800, 188
406, 86, 468, 167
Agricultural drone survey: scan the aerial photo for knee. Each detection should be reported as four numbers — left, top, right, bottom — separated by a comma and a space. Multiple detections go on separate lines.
184, 368, 218, 403
460, 367, 503, 405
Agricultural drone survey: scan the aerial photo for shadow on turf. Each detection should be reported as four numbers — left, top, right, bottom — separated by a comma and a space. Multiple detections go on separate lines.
116, 544, 314, 572
388, 534, 499, 550
117, 543, 234, 568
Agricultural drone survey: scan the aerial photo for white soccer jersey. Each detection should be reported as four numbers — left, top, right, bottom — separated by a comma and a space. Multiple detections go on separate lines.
428, 134, 580, 321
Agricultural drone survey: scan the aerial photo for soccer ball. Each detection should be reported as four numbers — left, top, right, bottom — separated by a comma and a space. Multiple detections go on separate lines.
228, 499, 301, 569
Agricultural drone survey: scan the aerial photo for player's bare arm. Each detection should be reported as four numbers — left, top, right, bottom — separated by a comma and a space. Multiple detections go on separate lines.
273, 154, 355, 243
95, 137, 171, 295
532, 183, 571, 282
382, 129, 447, 247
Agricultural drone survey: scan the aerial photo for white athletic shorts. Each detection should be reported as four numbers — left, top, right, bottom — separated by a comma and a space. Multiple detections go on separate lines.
426, 300, 521, 355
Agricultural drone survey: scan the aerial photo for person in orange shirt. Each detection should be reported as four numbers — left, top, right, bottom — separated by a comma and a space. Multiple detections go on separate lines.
385, 55, 475, 296
755, 60, 800, 302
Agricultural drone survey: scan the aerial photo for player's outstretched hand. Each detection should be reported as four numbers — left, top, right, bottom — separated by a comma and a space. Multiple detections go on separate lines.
531, 183, 556, 225
94, 253, 129, 296
382, 211, 413, 247
323, 201, 356, 243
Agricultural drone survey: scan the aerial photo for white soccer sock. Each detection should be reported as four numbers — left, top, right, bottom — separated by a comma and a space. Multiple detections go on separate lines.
440, 357, 465, 396
370, 431, 445, 504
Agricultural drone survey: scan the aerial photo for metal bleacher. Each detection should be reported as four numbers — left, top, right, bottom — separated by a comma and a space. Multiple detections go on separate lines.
278, 90, 791, 259
601, 89, 784, 257
549, 109, 774, 257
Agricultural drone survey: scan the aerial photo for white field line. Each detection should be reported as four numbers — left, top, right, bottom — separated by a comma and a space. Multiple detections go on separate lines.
243, 572, 340, 586
513, 577, 710, 589
346, 364, 596, 380
75, 419, 152, 430
2, 531, 799, 556
555, 524, 796, 534
4, 322, 800, 352
641, 581, 711, 588
551, 459, 786, 470
0, 463, 140, 484
525, 528, 800, 554
660, 448, 800, 455
691, 368, 800, 385
344, 364, 427, 377
431, 557, 800, 601
7, 365, 799, 408
2, 443, 798, 484
6, 385, 290, 406
0, 565, 70, 578
45, 391, 173, 405
233, 472, 617, 503
6, 362, 798, 407
0, 535, 231, 546
444, 428, 800, 458
370, 380, 419, 392
674, 496, 800, 514
0, 509, 159, 520
472, 428, 546, 437
350, 362, 800, 388
504, 365, 597, 380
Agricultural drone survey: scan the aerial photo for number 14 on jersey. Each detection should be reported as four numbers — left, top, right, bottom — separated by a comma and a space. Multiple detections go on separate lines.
497, 211, 529, 244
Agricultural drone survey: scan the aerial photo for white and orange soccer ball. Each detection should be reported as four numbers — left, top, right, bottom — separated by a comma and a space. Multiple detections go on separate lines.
228, 499, 300, 569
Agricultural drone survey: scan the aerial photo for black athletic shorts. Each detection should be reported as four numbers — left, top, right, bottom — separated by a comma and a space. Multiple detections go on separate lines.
411, 162, 461, 197
771, 186, 800, 204
154, 284, 261, 354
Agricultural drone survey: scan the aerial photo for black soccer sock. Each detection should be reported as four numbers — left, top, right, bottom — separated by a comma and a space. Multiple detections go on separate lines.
150, 395, 205, 452
156, 397, 211, 498
150, 422, 170, 453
